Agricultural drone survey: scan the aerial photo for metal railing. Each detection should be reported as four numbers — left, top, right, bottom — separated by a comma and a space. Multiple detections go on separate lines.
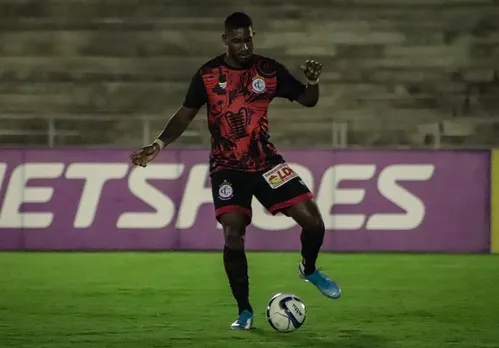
0, 113, 206, 148
1, 113, 499, 149
0, 113, 351, 148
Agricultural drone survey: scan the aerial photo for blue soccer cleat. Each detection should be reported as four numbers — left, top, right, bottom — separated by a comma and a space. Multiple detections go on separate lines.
298, 261, 341, 299
230, 310, 254, 330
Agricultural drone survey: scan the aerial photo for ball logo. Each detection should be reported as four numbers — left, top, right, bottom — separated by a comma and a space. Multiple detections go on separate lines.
291, 303, 303, 317
218, 181, 233, 200
252, 77, 266, 93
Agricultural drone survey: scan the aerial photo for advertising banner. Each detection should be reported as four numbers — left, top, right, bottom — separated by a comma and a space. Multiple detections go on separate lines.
490, 149, 499, 254
0, 149, 490, 253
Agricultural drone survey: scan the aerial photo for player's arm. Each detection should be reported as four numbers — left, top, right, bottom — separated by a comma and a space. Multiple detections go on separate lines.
154, 105, 201, 149
295, 82, 319, 107
275, 60, 322, 107
155, 70, 207, 149
131, 71, 207, 167
295, 60, 322, 107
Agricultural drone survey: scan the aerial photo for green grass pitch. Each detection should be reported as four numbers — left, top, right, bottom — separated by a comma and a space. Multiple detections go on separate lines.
0, 252, 498, 348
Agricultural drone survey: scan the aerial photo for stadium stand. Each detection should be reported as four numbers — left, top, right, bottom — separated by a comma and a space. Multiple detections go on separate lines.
0, 0, 498, 147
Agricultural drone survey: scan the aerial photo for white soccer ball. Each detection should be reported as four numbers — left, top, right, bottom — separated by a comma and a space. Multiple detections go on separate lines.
266, 293, 306, 333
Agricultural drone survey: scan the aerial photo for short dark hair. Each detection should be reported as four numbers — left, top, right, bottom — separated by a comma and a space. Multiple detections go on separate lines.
224, 12, 252, 31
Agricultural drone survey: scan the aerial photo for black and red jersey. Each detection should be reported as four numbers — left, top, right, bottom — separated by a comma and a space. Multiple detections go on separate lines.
183, 54, 306, 173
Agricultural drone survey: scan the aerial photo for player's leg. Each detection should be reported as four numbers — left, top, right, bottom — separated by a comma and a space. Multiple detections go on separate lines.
219, 212, 254, 329
210, 170, 254, 329
255, 163, 341, 299
282, 199, 341, 299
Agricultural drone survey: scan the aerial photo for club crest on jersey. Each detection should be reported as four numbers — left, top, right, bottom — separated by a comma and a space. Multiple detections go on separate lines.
251, 75, 266, 93
218, 180, 234, 200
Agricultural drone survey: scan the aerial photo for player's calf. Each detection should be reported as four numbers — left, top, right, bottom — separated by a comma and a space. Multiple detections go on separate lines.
220, 213, 254, 318
299, 216, 325, 275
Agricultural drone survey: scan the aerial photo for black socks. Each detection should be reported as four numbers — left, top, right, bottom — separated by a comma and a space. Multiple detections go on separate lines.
223, 245, 253, 314
300, 229, 325, 275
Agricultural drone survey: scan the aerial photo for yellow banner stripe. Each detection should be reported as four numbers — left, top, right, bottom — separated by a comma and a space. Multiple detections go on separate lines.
491, 150, 499, 253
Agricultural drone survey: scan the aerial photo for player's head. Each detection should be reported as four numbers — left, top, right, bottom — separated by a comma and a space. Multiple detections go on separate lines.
222, 12, 254, 64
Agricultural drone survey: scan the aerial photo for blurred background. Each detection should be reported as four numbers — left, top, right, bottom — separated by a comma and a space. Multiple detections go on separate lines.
1, 0, 498, 149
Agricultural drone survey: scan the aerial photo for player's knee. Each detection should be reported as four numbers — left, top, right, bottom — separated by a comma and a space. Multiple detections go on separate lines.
299, 202, 325, 235
220, 214, 247, 250
225, 233, 245, 250
303, 214, 325, 236
223, 227, 245, 249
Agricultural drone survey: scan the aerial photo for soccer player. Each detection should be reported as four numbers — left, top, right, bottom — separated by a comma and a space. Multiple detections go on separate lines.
130, 11, 341, 330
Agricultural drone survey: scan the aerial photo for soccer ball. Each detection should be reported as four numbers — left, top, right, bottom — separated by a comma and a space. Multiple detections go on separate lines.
266, 293, 306, 333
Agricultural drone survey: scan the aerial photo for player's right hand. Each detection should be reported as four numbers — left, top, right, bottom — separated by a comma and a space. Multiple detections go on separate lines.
130, 143, 161, 167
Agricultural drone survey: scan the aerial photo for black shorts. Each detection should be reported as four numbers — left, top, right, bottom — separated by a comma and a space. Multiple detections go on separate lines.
210, 163, 313, 222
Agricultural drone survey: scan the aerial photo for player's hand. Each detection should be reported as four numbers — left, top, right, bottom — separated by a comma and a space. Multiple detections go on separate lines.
130, 143, 161, 167
300, 60, 323, 83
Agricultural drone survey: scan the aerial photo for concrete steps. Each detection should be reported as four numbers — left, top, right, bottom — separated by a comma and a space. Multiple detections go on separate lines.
0, 0, 497, 147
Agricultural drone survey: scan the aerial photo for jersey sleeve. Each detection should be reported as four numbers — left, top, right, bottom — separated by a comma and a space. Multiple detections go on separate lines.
275, 62, 306, 102
182, 70, 208, 108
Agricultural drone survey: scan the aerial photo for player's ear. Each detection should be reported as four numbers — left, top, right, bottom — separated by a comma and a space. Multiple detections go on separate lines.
221, 32, 228, 46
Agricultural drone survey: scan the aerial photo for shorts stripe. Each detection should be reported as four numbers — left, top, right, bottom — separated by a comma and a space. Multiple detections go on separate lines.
267, 192, 313, 215
215, 205, 252, 219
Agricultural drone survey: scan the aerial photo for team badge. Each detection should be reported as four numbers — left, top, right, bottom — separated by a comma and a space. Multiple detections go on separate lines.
251, 75, 266, 93
218, 180, 234, 200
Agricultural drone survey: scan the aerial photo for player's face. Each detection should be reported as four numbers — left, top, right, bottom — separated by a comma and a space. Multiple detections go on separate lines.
224, 27, 254, 64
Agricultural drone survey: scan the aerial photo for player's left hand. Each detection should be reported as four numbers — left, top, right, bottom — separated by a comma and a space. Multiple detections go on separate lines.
300, 60, 322, 83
